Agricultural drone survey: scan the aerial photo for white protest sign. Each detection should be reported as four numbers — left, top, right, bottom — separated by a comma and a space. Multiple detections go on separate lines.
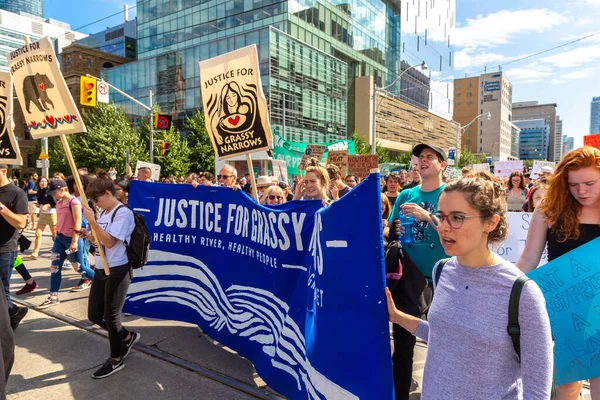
7, 37, 85, 138
97, 80, 109, 104
444, 167, 455, 180
135, 160, 161, 182
0, 72, 22, 164
199, 45, 273, 160
490, 212, 547, 267
472, 163, 490, 173
494, 160, 523, 178
530, 161, 555, 179
272, 159, 288, 183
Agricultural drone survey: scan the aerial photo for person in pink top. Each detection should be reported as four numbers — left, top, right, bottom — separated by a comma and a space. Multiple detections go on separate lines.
38, 179, 95, 308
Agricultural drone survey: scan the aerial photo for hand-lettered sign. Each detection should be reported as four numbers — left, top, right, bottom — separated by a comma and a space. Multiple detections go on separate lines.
7, 37, 85, 138
299, 144, 326, 170
348, 154, 379, 179
199, 45, 273, 160
0, 72, 21, 165
272, 159, 287, 183
326, 150, 348, 175
494, 160, 524, 178
490, 212, 547, 267
527, 237, 600, 386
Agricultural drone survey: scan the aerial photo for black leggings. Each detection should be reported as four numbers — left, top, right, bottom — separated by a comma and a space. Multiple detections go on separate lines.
88, 264, 131, 359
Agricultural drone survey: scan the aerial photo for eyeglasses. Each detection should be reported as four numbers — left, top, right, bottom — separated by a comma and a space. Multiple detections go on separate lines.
432, 213, 486, 229
268, 195, 283, 201
217, 174, 233, 179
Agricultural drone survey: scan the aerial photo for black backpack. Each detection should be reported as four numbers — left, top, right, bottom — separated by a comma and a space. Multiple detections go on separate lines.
434, 259, 556, 398
107, 204, 151, 269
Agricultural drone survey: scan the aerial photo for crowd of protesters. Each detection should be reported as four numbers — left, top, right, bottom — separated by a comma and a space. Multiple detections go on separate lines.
0, 144, 598, 399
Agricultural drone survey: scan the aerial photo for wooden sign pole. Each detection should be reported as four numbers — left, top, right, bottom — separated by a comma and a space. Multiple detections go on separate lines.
245, 153, 259, 202
22, 36, 110, 276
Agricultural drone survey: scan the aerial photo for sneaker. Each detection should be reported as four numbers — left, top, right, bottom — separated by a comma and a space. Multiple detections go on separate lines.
71, 279, 91, 292
38, 296, 60, 309
121, 331, 140, 359
10, 306, 28, 331
16, 281, 39, 295
92, 358, 124, 379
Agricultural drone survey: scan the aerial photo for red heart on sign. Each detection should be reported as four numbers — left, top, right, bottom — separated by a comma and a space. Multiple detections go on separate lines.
57, 117, 63, 123
228, 116, 240, 126
39, 83, 45, 91
64, 115, 71, 123
45, 115, 55, 126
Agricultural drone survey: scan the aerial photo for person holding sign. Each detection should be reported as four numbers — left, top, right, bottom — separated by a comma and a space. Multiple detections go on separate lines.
505, 171, 527, 212
293, 158, 330, 206
80, 170, 140, 379
517, 146, 600, 399
386, 172, 553, 399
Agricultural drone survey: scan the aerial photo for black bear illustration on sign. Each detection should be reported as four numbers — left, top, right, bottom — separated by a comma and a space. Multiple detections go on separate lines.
22, 73, 55, 114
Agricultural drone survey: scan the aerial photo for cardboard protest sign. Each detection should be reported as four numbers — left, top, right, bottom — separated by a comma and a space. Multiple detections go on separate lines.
0, 72, 21, 165
326, 150, 348, 174
490, 212, 547, 266
527, 238, 600, 386
299, 144, 326, 169
272, 159, 287, 183
7, 37, 85, 138
494, 160, 523, 178
348, 154, 379, 179
471, 163, 490, 173
135, 160, 161, 182
530, 160, 555, 179
199, 45, 272, 160
583, 134, 600, 150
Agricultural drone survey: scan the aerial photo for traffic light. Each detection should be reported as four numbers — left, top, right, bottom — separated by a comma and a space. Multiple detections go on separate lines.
160, 142, 170, 156
80, 76, 97, 107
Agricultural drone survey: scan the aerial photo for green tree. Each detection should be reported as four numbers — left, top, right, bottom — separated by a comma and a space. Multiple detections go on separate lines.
48, 103, 148, 176
184, 110, 216, 173
457, 148, 487, 168
352, 133, 408, 164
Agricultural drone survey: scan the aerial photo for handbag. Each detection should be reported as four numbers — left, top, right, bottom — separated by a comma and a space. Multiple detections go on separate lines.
18, 230, 32, 253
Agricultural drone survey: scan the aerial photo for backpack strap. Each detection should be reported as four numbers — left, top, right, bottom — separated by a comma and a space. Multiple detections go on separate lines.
507, 275, 530, 361
433, 258, 451, 288
110, 204, 126, 224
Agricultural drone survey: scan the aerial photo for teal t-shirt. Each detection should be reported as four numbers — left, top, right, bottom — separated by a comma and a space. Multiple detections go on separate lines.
387, 185, 448, 279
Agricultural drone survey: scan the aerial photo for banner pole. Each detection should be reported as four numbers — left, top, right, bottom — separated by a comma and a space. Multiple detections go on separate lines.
246, 153, 259, 202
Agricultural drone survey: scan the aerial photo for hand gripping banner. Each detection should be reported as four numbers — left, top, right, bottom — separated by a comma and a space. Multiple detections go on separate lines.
125, 174, 393, 399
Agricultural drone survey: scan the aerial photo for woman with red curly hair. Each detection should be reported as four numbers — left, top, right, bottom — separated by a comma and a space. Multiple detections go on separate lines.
517, 146, 600, 400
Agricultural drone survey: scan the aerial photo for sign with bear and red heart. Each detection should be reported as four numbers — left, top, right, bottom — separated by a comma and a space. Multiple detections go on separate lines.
199, 45, 272, 160
7, 37, 85, 139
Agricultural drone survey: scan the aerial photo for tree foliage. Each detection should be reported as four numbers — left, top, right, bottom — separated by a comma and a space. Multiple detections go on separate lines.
457, 148, 488, 168
184, 110, 216, 173
48, 103, 148, 176
352, 134, 412, 165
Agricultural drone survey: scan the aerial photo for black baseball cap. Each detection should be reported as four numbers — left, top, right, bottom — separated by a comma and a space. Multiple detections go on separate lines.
47, 179, 67, 195
0, 164, 7, 169
412, 144, 448, 162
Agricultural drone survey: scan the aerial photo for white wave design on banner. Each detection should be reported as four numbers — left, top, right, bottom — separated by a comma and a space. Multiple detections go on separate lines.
126, 250, 358, 400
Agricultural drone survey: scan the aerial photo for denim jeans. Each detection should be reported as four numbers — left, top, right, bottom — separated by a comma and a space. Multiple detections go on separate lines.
88, 264, 131, 358
0, 251, 16, 309
50, 233, 95, 293
80, 239, 92, 280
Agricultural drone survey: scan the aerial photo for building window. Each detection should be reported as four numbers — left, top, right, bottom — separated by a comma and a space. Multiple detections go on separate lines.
86, 58, 92, 68
66, 56, 71, 67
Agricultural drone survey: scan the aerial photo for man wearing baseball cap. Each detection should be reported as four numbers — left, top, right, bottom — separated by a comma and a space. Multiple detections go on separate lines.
386, 143, 449, 400
0, 164, 29, 331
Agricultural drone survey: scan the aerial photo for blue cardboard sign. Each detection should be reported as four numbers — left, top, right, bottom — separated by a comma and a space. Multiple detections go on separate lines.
527, 237, 600, 386
125, 174, 393, 399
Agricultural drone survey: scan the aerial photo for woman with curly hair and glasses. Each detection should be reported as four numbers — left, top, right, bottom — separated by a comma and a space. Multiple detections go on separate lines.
517, 146, 600, 400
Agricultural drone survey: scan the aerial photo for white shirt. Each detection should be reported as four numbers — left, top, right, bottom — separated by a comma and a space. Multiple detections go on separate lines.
96, 205, 135, 268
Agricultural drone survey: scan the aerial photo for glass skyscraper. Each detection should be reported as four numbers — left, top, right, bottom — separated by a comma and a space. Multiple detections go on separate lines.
104, 0, 455, 142
591, 96, 600, 134
514, 119, 550, 161
76, 19, 138, 59
0, 0, 43, 18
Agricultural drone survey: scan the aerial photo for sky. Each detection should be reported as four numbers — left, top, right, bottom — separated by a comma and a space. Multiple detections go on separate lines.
45, 0, 600, 147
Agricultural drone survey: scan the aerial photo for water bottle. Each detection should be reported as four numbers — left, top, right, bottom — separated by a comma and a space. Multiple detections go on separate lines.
398, 213, 414, 243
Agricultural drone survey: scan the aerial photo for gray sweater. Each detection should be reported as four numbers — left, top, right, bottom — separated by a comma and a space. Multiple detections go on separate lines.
414, 257, 553, 399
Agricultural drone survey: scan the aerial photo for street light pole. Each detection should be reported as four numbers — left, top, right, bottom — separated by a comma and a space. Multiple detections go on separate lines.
454, 112, 491, 164
371, 61, 428, 154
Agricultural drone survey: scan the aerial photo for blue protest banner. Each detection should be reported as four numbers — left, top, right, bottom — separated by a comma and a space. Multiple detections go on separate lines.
125, 174, 393, 399
527, 237, 600, 386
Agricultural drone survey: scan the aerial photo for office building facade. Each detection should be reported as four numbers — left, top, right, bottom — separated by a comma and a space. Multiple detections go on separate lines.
0, 0, 42, 18
514, 119, 549, 161
453, 72, 514, 161
510, 122, 520, 159
591, 96, 600, 134
555, 116, 562, 160
563, 136, 574, 156
75, 18, 137, 59
512, 101, 558, 162
104, 0, 455, 148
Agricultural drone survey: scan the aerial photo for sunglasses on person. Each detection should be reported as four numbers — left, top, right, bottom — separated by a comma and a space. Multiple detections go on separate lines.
217, 174, 233, 179
268, 195, 283, 201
